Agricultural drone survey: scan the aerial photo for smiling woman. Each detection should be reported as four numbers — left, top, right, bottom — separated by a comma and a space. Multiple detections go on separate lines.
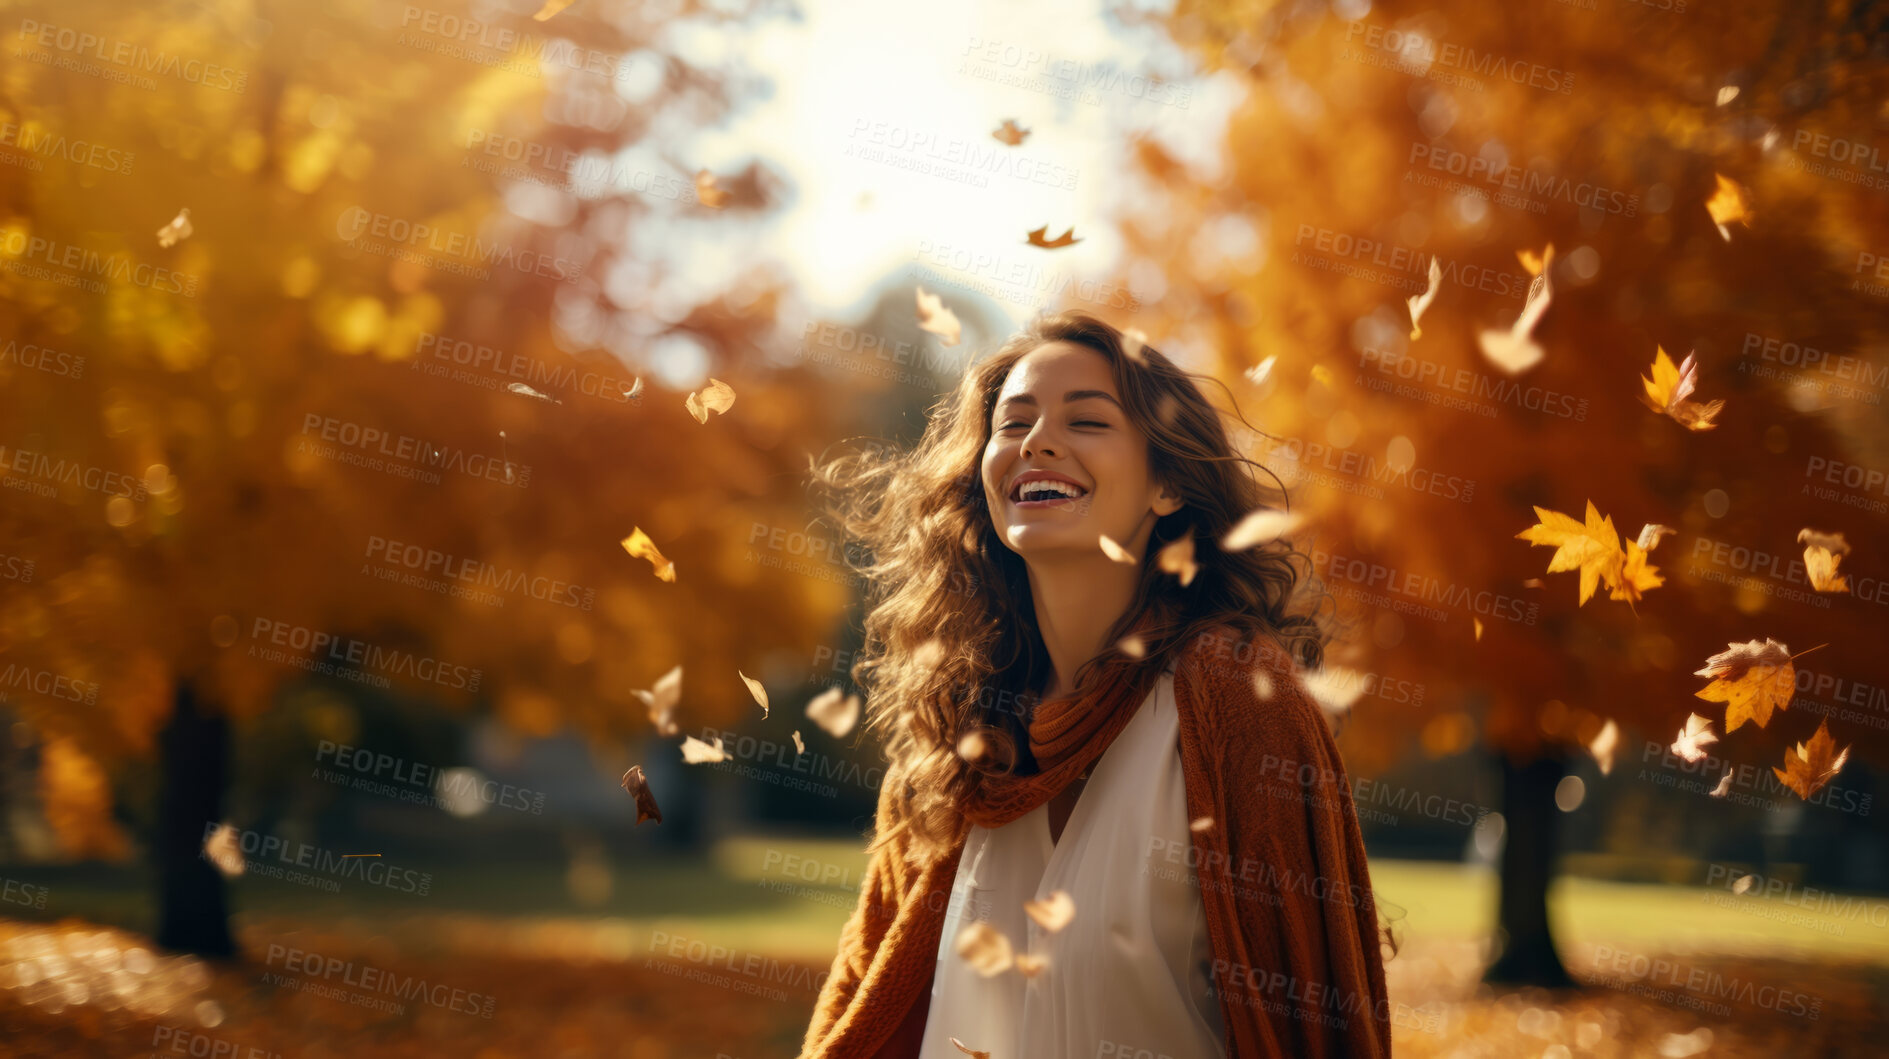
800, 311, 1391, 1058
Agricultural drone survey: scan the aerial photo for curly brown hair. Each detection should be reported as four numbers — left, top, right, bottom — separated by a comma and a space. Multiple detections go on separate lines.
808, 310, 1333, 867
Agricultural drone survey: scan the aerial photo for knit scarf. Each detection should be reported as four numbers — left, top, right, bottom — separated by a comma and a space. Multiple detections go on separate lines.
800, 623, 1391, 1059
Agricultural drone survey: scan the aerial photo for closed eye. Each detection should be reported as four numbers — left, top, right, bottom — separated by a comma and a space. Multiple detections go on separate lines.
996, 420, 1110, 430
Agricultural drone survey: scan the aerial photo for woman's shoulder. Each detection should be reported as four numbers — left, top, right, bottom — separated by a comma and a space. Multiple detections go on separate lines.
1176, 624, 1333, 753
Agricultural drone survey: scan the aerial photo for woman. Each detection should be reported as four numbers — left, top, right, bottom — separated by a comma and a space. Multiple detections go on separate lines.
800, 311, 1391, 1058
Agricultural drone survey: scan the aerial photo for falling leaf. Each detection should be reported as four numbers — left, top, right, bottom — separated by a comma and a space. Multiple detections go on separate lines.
1098, 533, 1136, 564
203, 821, 244, 877
1636, 524, 1678, 552
680, 734, 728, 764
1639, 347, 1723, 430
1116, 634, 1146, 659
1478, 244, 1553, 374
1013, 952, 1049, 977
625, 376, 644, 399
1189, 815, 1214, 832
1156, 534, 1198, 587
1025, 225, 1081, 249
695, 169, 731, 208
1608, 539, 1665, 607
631, 664, 682, 736
1798, 528, 1851, 593
992, 119, 1030, 145
1522, 578, 1544, 589
1671, 713, 1719, 764
533, 0, 576, 17
1244, 355, 1277, 385
1516, 245, 1551, 276
1773, 719, 1851, 800
805, 685, 861, 738
1301, 666, 1366, 718
1693, 638, 1795, 732
1589, 719, 1619, 775
685, 378, 736, 423
914, 286, 962, 347
1715, 85, 1740, 106
1515, 500, 1625, 606
1222, 508, 1301, 552
791, 730, 805, 755
1406, 255, 1442, 339
954, 921, 1014, 976
1709, 773, 1734, 797
1122, 327, 1149, 363
1024, 890, 1076, 932
156, 208, 193, 248
505, 382, 559, 404
950, 1037, 992, 1059
1251, 671, 1273, 699
738, 669, 769, 719
1731, 874, 1754, 894
619, 766, 662, 826
1310, 364, 1334, 387
1705, 173, 1752, 240
620, 527, 676, 582
1473, 617, 1484, 642
1660, 1028, 1715, 1058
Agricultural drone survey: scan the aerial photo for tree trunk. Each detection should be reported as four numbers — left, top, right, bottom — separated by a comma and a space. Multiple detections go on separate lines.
1482, 751, 1574, 987
155, 680, 236, 958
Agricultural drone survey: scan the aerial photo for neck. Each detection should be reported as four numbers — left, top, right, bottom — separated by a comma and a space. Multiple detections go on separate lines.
1024, 551, 1142, 701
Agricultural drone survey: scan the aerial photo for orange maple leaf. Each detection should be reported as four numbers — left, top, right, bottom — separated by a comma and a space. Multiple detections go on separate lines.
1773, 719, 1850, 800
1639, 346, 1724, 430
1693, 638, 1822, 732
1025, 225, 1081, 249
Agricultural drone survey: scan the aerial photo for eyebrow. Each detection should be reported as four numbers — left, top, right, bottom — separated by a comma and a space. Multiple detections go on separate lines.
995, 390, 1124, 412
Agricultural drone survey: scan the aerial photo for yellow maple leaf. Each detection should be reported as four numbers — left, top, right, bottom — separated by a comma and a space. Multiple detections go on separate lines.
1705, 172, 1753, 240
1639, 346, 1724, 431
1515, 500, 1623, 605
1693, 638, 1796, 732
1607, 539, 1664, 607
1773, 719, 1850, 800
1797, 528, 1851, 593
620, 526, 676, 582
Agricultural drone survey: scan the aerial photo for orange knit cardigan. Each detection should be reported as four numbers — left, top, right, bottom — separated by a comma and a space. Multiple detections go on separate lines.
799, 625, 1391, 1058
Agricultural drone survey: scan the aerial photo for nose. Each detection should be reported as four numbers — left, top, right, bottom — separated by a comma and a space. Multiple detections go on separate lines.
1020, 419, 1060, 459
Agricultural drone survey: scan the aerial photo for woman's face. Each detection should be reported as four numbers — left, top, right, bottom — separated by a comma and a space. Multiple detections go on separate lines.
981, 341, 1181, 561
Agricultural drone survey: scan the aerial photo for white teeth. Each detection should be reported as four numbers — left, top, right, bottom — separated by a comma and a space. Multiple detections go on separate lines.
1016, 480, 1086, 501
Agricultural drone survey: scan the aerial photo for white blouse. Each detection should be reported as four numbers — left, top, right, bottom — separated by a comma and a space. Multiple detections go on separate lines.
916, 665, 1227, 1059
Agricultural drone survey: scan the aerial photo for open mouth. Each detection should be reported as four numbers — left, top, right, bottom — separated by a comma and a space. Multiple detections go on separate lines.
1009, 480, 1090, 507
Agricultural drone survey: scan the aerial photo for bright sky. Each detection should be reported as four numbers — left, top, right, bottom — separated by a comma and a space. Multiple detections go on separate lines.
607, 0, 1249, 387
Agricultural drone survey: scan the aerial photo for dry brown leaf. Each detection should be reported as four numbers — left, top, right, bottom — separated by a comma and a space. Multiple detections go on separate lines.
1639, 347, 1723, 430
1798, 528, 1851, 592
631, 664, 682, 736
1774, 719, 1851, 800
1025, 225, 1080, 249
620, 527, 676, 582
1636, 524, 1678, 552
950, 1037, 992, 1059
1671, 713, 1719, 764
805, 685, 860, 739
1157, 534, 1198, 587
1693, 638, 1796, 732
1479, 244, 1553, 374
203, 821, 244, 877
685, 377, 736, 423
738, 669, 769, 718
619, 766, 662, 826
1589, 718, 1619, 775
1406, 255, 1442, 339
992, 119, 1029, 145
915, 286, 962, 346
1222, 508, 1302, 552
1709, 773, 1734, 798
680, 734, 728, 764
156, 207, 192, 248
1024, 890, 1076, 932
954, 921, 1014, 976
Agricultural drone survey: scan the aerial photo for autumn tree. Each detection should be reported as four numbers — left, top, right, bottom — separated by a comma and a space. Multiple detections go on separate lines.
1111, 0, 1889, 985
0, 0, 847, 956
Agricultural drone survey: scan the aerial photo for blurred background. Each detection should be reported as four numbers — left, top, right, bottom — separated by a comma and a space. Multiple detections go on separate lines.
1, 0, 1886, 1055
